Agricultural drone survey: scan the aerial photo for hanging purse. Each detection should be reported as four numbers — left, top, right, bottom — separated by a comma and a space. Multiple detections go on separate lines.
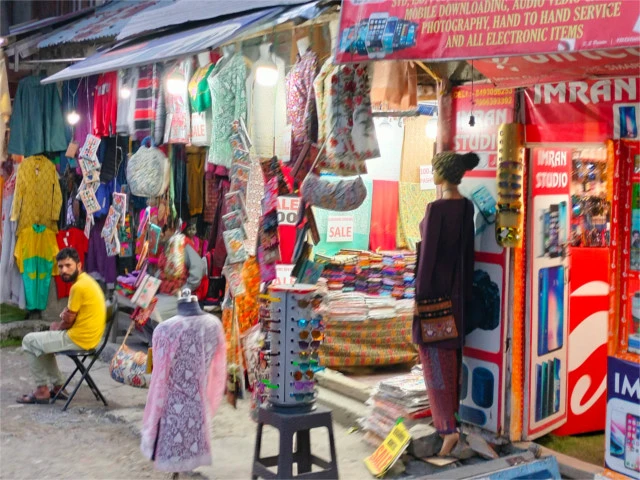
299, 136, 367, 212
415, 202, 468, 343
126, 136, 170, 198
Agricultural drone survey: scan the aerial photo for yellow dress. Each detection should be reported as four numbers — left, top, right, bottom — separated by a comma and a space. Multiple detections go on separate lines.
10, 155, 62, 235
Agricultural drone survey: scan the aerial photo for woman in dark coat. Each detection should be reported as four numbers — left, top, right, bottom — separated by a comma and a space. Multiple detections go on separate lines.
414, 151, 478, 456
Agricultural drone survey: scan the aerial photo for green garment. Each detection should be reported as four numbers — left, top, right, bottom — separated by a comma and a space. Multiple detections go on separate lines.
8, 75, 67, 157
15, 225, 58, 311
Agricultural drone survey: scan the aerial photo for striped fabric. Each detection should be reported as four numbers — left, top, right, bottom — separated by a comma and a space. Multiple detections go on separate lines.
133, 65, 159, 142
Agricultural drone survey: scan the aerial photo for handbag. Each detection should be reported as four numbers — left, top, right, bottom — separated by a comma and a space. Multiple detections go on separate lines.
299, 137, 367, 212
109, 322, 150, 389
416, 202, 468, 343
126, 136, 170, 198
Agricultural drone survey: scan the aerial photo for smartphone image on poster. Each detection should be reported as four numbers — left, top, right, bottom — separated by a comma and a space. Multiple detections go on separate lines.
625, 413, 640, 472
620, 106, 638, 139
382, 16, 398, 54
538, 266, 565, 356
542, 210, 551, 256
553, 358, 561, 414
365, 13, 388, 59
471, 185, 497, 225
548, 204, 560, 258
535, 364, 543, 421
353, 20, 369, 56
558, 201, 568, 246
405, 22, 418, 47
339, 26, 356, 53
611, 408, 628, 458
541, 362, 549, 419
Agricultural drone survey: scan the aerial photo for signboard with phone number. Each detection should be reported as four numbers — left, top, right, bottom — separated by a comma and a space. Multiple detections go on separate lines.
336, 0, 640, 63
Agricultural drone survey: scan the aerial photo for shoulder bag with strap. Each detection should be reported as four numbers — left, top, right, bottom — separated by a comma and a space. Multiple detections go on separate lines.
416, 200, 468, 343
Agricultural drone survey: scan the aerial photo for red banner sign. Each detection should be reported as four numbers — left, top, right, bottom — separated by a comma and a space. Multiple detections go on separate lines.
452, 86, 515, 173
474, 47, 640, 88
532, 148, 572, 196
336, 0, 640, 63
525, 77, 640, 144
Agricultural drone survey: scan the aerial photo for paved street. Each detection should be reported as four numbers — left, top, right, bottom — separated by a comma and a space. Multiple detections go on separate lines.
0, 347, 374, 479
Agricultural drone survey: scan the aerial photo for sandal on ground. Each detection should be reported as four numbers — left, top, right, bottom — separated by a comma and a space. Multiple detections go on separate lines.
16, 393, 50, 404
50, 388, 69, 401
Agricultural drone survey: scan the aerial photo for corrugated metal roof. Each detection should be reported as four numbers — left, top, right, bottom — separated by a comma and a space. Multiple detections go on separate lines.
116, 0, 310, 41
8, 6, 96, 36
38, 1, 162, 48
42, 8, 282, 84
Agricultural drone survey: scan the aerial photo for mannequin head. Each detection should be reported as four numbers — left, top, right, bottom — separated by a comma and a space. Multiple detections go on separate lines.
197, 52, 211, 68
296, 36, 310, 55
432, 151, 480, 186
259, 42, 272, 60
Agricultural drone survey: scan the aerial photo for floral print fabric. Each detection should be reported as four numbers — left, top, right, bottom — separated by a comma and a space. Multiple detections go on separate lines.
141, 312, 226, 472
207, 55, 248, 168
285, 50, 319, 164
315, 62, 380, 176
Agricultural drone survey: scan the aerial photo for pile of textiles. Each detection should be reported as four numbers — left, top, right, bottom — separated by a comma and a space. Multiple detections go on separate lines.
318, 250, 416, 299
115, 271, 142, 298
360, 365, 431, 446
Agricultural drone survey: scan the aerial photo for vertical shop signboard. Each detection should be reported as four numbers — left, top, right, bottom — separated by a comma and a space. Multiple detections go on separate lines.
605, 356, 640, 478
525, 147, 572, 439
454, 85, 514, 435
623, 141, 640, 357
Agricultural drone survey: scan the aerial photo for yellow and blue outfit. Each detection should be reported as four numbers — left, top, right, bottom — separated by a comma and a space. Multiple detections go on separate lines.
14, 224, 59, 310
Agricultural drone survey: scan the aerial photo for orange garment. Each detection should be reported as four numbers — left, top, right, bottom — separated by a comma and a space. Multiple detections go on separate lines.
186, 146, 206, 216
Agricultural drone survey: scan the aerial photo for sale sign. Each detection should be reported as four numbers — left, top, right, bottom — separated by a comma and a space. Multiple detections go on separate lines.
277, 195, 300, 226
336, 0, 640, 64
419, 165, 435, 190
327, 216, 354, 243
453, 86, 515, 173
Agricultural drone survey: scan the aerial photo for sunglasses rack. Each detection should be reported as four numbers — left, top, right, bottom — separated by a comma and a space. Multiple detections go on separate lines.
496, 123, 525, 248
266, 284, 326, 411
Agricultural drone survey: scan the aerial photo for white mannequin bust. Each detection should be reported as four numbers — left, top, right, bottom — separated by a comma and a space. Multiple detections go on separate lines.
258, 42, 271, 62
197, 52, 210, 68
296, 36, 310, 56
329, 19, 339, 54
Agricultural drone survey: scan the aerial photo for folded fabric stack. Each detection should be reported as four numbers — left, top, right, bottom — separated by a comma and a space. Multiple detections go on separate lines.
404, 252, 417, 299
317, 254, 359, 292
361, 369, 432, 445
115, 271, 141, 298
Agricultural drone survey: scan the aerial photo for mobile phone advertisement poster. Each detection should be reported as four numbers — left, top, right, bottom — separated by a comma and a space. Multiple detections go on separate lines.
526, 147, 572, 438
336, 0, 640, 64
452, 86, 514, 434
605, 355, 640, 478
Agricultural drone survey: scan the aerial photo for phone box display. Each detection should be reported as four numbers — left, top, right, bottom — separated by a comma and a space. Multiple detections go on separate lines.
605, 356, 640, 479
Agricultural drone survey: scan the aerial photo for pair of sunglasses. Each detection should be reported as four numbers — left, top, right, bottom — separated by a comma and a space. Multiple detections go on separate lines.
296, 351, 319, 361
498, 181, 521, 190
300, 330, 322, 340
498, 172, 522, 181
298, 340, 321, 350
292, 359, 319, 370
292, 370, 314, 381
296, 297, 322, 309
290, 380, 315, 390
297, 317, 323, 329
290, 392, 316, 401
260, 379, 279, 390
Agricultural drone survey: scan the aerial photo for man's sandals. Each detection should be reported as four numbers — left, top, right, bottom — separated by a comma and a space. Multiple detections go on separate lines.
16, 388, 69, 404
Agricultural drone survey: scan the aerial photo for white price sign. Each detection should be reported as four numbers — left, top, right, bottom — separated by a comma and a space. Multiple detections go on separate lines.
420, 165, 436, 190
273, 264, 295, 286
277, 196, 300, 226
327, 215, 354, 243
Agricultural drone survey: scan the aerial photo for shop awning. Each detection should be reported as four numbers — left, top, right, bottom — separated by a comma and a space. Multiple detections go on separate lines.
473, 48, 640, 88
41, 8, 281, 84
38, 1, 162, 48
115, 0, 312, 41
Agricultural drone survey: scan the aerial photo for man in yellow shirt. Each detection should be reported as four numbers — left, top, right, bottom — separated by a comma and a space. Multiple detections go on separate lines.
17, 248, 106, 404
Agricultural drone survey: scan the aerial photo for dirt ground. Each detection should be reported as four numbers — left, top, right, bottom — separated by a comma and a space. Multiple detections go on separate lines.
0, 346, 374, 480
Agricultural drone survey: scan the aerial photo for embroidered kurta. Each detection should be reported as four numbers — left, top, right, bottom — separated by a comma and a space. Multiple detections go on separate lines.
207, 55, 248, 168
140, 312, 226, 472
11, 155, 63, 234
316, 63, 380, 176
285, 50, 318, 163
163, 61, 192, 144
189, 63, 215, 112
14, 224, 59, 311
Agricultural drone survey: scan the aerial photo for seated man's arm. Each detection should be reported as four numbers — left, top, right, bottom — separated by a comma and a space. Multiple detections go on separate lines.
53, 284, 82, 330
